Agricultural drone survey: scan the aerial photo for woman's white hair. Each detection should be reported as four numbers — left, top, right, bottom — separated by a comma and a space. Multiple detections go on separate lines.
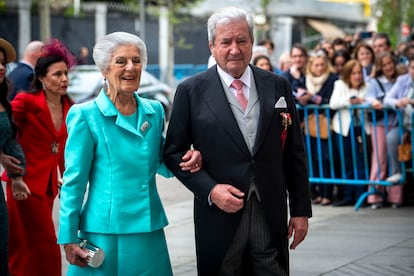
207, 7, 254, 45
93, 31, 147, 73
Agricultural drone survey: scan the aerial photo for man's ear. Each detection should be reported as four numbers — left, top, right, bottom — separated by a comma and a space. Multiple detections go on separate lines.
209, 42, 214, 52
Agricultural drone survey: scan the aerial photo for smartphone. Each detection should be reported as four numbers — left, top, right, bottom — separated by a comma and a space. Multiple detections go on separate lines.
360, 31, 373, 39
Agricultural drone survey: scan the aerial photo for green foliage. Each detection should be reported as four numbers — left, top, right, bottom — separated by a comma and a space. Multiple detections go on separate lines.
175, 36, 193, 50
375, 0, 414, 45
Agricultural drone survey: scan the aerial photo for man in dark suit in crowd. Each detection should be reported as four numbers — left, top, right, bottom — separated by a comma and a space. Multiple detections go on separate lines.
163, 7, 312, 276
8, 40, 43, 100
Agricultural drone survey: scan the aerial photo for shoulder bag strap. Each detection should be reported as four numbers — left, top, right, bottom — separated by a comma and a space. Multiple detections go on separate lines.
374, 78, 386, 102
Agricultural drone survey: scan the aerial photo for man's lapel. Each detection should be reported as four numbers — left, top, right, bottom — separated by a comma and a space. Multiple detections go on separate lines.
251, 67, 282, 155
201, 67, 250, 155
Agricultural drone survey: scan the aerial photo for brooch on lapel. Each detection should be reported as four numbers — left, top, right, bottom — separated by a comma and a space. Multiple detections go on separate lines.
280, 112, 292, 149
140, 121, 150, 133
51, 141, 60, 155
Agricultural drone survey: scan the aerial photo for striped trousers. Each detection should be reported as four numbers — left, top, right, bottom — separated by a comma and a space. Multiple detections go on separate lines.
219, 195, 287, 276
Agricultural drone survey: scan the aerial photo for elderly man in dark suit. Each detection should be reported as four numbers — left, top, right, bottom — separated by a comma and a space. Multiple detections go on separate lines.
163, 7, 312, 276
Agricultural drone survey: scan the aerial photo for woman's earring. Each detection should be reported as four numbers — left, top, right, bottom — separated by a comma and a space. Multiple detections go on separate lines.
103, 79, 108, 91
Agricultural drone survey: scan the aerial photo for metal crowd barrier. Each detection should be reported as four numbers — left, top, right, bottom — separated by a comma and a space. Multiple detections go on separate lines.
296, 104, 410, 210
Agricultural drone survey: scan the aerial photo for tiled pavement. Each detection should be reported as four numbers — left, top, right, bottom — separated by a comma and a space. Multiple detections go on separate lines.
55, 176, 414, 275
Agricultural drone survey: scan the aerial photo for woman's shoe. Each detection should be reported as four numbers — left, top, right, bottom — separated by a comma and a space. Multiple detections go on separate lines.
333, 200, 353, 207
321, 198, 331, 206
370, 203, 382, 209
312, 197, 322, 204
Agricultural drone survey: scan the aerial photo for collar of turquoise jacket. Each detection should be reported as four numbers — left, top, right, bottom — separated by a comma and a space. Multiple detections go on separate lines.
95, 89, 157, 117
94, 89, 158, 136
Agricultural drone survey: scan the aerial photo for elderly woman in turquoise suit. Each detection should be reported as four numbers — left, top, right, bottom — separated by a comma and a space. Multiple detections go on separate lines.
58, 32, 202, 275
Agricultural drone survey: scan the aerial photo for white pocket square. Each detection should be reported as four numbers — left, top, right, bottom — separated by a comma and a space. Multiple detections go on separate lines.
274, 97, 287, 108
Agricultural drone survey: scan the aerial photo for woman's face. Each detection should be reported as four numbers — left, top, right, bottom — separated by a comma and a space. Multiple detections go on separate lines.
350, 64, 363, 89
381, 56, 395, 80
333, 56, 346, 75
321, 42, 334, 58
310, 56, 326, 77
255, 57, 272, 71
104, 45, 142, 95
39, 61, 69, 96
0, 51, 6, 84
356, 46, 373, 67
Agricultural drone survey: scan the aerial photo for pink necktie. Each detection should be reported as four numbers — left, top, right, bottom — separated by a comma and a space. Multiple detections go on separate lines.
231, 79, 248, 111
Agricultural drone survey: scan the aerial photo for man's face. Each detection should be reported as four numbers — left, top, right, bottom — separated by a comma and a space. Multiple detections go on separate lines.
209, 19, 253, 78
373, 38, 390, 54
290, 48, 307, 70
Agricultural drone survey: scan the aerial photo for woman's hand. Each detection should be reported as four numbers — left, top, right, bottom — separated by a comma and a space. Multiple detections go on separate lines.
297, 91, 312, 105
180, 150, 202, 173
371, 99, 383, 110
11, 177, 31, 201
63, 243, 89, 267
396, 98, 411, 108
350, 96, 364, 105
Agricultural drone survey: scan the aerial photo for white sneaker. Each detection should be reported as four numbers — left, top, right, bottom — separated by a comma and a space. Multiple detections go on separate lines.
386, 173, 402, 183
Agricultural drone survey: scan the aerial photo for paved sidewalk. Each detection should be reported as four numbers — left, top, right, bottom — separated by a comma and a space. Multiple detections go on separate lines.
56, 176, 414, 275
159, 177, 414, 276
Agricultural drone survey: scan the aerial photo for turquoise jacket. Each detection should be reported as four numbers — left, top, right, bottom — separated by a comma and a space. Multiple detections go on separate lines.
58, 90, 171, 244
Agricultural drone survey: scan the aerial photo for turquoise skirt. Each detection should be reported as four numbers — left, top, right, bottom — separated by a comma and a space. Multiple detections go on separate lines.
67, 229, 172, 276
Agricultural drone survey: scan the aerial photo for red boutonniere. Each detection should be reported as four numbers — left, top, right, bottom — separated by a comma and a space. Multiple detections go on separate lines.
280, 112, 292, 149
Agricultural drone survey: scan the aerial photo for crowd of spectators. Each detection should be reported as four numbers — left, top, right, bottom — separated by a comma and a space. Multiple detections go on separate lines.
252, 31, 414, 209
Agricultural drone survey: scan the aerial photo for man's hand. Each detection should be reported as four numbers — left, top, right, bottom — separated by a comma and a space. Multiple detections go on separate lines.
63, 243, 89, 267
180, 150, 202, 173
210, 184, 244, 213
0, 154, 24, 175
287, 216, 309, 250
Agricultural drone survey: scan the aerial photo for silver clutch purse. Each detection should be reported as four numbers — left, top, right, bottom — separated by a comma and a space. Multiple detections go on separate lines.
78, 238, 105, 268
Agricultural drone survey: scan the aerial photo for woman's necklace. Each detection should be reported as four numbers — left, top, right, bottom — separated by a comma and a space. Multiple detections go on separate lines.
47, 98, 63, 132
47, 99, 62, 110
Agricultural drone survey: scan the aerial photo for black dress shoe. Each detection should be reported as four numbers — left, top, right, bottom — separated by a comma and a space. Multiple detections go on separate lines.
333, 200, 354, 207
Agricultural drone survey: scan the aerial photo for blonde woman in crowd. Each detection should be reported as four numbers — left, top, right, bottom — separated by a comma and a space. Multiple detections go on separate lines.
298, 50, 338, 205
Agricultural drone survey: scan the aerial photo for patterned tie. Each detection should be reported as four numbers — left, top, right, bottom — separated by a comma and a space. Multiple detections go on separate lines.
231, 79, 248, 111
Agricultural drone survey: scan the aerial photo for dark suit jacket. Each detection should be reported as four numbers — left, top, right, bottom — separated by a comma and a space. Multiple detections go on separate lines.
8, 62, 34, 100
163, 65, 312, 275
